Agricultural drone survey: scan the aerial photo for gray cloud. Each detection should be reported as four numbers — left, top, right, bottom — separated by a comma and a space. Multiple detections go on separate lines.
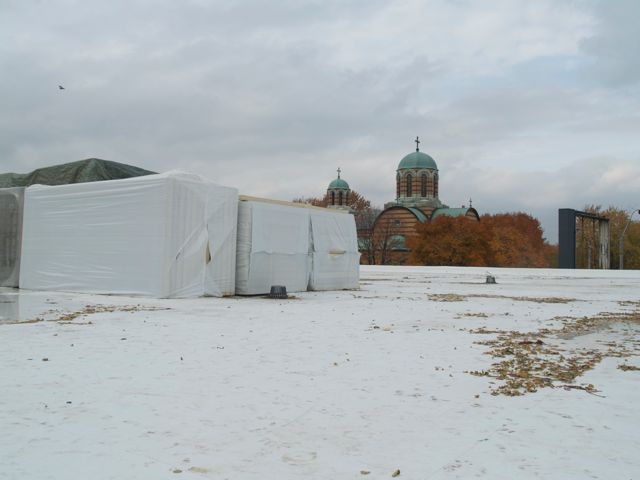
444, 155, 640, 242
580, 0, 640, 87
1, 0, 638, 244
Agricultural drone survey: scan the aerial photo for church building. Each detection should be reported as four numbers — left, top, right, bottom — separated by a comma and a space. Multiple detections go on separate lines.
372, 137, 479, 262
323, 137, 479, 264
325, 168, 351, 211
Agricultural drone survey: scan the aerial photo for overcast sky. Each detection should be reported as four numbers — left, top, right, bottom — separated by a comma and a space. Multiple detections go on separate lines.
1, 0, 639, 242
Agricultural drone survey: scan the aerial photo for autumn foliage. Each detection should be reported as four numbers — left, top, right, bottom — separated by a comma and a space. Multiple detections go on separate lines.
408, 212, 553, 267
578, 205, 640, 269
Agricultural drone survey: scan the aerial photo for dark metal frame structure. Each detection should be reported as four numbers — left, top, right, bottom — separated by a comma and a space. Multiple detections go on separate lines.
558, 208, 610, 269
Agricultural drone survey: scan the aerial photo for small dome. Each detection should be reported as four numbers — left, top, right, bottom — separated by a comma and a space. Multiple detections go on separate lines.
398, 151, 437, 170
328, 177, 349, 190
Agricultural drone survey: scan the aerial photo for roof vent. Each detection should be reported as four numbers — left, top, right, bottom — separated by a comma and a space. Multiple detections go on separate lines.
269, 285, 288, 299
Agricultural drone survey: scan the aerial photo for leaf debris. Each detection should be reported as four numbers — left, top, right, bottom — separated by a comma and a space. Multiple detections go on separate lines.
468, 310, 640, 396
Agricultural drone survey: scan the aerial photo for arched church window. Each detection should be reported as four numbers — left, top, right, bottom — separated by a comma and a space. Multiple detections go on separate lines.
339, 191, 343, 205
406, 174, 412, 197
396, 174, 400, 199
421, 174, 427, 197
331, 191, 335, 205
390, 234, 407, 251
434, 174, 439, 198
346, 191, 349, 205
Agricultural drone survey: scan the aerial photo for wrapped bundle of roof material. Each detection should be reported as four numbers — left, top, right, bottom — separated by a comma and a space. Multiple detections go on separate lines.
308, 209, 360, 291
0, 158, 155, 188
236, 197, 359, 295
20, 172, 237, 298
0, 187, 25, 287
236, 199, 312, 295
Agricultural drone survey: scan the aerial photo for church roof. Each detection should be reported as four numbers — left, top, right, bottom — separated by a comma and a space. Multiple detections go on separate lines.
407, 207, 428, 222
431, 207, 478, 220
328, 177, 349, 189
398, 151, 438, 170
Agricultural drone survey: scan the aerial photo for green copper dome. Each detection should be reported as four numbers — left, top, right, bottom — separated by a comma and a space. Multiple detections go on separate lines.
398, 151, 438, 170
328, 177, 349, 189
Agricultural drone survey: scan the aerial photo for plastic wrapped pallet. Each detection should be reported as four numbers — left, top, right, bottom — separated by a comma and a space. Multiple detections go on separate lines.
236, 197, 359, 295
308, 209, 360, 291
236, 199, 311, 294
20, 171, 237, 298
0, 187, 25, 287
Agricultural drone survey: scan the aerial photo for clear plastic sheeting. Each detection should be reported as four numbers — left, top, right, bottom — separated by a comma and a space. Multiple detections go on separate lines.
236, 201, 311, 295
20, 172, 237, 298
0, 188, 25, 287
236, 198, 359, 295
309, 209, 360, 291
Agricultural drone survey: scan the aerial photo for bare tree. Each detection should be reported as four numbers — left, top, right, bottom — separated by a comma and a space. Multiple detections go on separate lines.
354, 207, 381, 264
370, 215, 406, 265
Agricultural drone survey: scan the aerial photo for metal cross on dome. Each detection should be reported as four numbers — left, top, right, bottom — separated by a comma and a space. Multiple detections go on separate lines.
415, 136, 420, 152
337, 167, 341, 178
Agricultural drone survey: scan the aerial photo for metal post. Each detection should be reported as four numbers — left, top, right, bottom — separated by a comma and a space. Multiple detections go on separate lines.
600, 220, 610, 269
620, 209, 640, 270
559, 209, 577, 269
559, 209, 610, 269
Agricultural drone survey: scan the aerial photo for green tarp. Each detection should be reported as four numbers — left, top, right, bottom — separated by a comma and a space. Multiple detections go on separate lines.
0, 158, 156, 188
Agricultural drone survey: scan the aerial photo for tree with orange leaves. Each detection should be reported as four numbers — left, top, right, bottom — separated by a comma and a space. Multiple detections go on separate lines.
481, 213, 548, 267
409, 216, 493, 266
409, 212, 552, 267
